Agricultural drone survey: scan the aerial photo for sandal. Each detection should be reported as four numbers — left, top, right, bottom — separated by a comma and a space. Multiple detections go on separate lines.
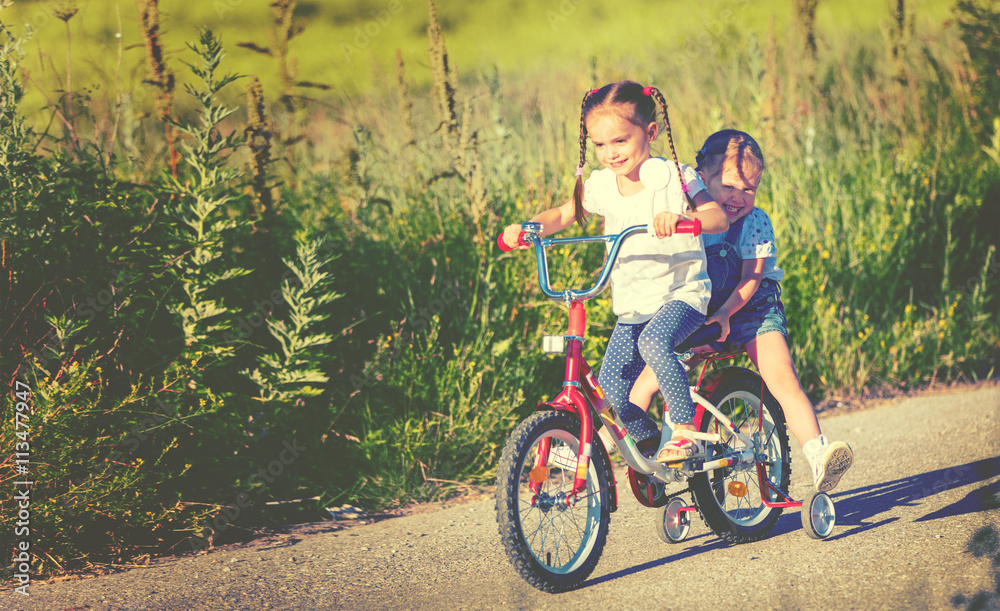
656, 429, 714, 465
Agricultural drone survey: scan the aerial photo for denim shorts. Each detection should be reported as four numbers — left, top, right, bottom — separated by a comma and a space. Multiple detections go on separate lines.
711, 278, 787, 351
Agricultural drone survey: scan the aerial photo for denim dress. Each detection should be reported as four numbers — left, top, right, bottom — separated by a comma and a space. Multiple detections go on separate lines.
704, 216, 788, 350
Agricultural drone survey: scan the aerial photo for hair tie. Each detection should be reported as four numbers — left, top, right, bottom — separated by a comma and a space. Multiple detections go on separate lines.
643, 86, 654, 96
590, 88, 600, 94
694, 146, 708, 165
575, 165, 584, 177
680, 183, 690, 194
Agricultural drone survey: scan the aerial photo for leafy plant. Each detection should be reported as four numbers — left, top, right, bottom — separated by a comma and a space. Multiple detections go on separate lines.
161, 28, 249, 362
243, 235, 341, 401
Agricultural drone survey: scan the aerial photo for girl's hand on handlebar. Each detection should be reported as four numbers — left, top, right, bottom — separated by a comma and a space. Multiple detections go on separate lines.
501, 223, 529, 250
705, 311, 731, 342
652, 212, 683, 239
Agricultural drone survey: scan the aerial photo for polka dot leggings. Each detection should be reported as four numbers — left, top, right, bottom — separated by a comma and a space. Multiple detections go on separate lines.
598, 301, 705, 441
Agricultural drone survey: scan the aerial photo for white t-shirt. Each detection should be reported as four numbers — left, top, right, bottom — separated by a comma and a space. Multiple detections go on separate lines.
702, 207, 785, 282
582, 158, 711, 323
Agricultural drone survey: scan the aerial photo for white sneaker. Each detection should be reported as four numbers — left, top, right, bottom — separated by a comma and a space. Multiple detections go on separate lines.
803, 435, 854, 493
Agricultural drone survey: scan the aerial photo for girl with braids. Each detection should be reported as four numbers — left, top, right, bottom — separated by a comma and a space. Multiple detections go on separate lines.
626, 130, 854, 491
500, 80, 729, 465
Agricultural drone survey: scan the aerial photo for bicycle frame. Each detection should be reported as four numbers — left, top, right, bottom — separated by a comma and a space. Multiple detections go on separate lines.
532, 302, 764, 506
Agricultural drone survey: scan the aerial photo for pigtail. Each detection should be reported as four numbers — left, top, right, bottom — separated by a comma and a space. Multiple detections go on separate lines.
573, 90, 594, 227
648, 87, 695, 209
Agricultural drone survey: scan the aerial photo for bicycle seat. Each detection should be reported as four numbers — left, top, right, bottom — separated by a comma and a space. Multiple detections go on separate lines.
675, 323, 723, 353
675, 323, 747, 364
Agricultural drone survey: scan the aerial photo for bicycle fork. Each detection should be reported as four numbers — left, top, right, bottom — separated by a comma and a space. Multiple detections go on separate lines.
530, 301, 621, 508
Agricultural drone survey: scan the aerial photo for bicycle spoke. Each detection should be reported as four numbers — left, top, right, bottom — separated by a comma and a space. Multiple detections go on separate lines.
706, 395, 778, 524
691, 373, 791, 543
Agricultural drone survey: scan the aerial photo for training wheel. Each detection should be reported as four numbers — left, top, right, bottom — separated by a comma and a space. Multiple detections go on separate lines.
657, 497, 691, 544
801, 492, 836, 539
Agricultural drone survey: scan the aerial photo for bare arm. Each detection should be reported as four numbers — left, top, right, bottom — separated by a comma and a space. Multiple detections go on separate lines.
652, 190, 729, 238
706, 257, 766, 341
501, 198, 577, 249
688, 190, 730, 234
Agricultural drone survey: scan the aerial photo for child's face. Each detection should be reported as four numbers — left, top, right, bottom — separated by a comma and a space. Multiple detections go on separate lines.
701, 161, 761, 222
586, 112, 657, 183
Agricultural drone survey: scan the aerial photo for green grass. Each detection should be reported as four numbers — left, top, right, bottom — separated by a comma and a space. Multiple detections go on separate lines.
2, 0, 956, 117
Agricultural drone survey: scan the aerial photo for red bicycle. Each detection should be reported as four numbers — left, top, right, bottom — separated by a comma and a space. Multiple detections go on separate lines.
495, 221, 835, 593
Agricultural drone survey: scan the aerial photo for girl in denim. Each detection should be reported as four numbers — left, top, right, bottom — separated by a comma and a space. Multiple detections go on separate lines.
628, 130, 854, 491
703, 209, 787, 351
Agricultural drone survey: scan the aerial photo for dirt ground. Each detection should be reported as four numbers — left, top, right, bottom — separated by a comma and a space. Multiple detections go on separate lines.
14, 378, 998, 587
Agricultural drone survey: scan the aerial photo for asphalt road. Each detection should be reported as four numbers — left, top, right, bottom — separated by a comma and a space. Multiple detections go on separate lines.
9, 385, 1000, 611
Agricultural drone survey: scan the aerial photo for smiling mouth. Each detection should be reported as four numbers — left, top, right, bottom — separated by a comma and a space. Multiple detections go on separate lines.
608, 159, 627, 168
723, 204, 742, 214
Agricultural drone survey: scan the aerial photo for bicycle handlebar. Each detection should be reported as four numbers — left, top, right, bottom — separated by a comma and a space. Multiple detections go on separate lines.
497, 219, 701, 254
498, 219, 701, 301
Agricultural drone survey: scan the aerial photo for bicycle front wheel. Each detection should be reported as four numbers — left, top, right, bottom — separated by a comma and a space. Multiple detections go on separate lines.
691, 369, 791, 543
495, 410, 612, 593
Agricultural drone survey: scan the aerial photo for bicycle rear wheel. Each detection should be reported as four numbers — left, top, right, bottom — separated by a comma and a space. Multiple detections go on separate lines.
691, 369, 790, 543
495, 410, 613, 593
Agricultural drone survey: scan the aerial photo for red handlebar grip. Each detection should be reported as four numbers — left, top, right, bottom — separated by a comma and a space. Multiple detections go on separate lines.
676, 219, 701, 237
497, 231, 529, 252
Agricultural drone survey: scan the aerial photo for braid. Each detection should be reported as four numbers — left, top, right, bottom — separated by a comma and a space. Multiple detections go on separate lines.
648, 87, 694, 208
573, 90, 593, 227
